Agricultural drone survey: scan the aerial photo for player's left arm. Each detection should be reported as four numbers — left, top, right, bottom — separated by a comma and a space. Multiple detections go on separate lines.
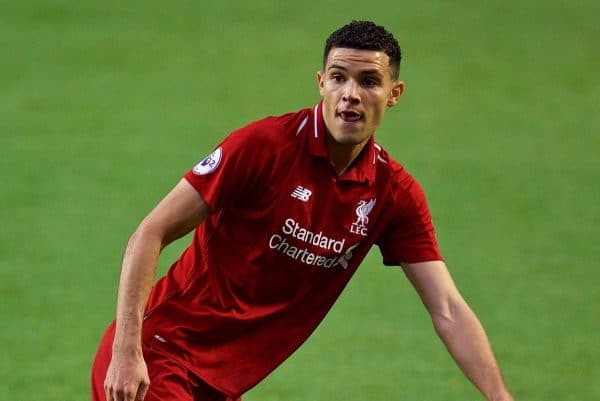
402, 260, 514, 401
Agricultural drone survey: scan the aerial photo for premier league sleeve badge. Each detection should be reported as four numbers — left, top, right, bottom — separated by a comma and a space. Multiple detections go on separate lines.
193, 147, 223, 175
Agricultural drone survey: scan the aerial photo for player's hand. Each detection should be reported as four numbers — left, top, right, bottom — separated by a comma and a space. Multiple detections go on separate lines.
104, 350, 150, 401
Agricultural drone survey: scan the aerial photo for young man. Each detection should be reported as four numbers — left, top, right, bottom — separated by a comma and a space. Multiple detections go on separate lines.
92, 21, 514, 401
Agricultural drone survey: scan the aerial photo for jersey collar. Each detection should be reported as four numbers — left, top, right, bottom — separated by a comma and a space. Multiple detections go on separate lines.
308, 101, 377, 184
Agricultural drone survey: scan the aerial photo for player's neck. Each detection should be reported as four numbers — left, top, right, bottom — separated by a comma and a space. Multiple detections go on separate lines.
325, 135, 369, 176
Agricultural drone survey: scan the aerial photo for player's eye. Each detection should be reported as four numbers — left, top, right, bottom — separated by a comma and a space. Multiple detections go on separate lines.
332, 74, 345, 83
362, 78, 379, 87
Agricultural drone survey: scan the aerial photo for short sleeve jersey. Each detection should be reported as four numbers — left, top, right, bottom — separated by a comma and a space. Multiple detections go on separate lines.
141, 102, 442, 398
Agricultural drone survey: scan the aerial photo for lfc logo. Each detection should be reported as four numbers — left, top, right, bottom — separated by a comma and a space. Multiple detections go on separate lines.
350, 198, 376, 236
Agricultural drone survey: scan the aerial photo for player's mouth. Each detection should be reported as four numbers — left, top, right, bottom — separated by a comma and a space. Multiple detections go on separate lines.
337, 110, 363, 123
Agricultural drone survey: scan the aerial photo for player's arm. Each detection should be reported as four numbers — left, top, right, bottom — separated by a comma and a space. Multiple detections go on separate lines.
402, 260, 514, 401
104, 178, 209, 401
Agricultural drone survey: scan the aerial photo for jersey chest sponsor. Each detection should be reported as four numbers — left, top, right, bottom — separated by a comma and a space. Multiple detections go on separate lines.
268, 217, 359, 269
265, 186, 379, 270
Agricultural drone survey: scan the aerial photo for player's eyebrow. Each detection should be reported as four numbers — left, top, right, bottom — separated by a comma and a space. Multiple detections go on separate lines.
360, 69, 384, 78
328, 65, 384, 77
328, 64, 348, 71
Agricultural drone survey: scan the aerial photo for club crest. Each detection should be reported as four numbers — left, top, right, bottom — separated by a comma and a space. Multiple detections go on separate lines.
350, 198, 376, 236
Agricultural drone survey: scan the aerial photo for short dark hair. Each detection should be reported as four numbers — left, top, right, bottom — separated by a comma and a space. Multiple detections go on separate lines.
323, 20, 402, 80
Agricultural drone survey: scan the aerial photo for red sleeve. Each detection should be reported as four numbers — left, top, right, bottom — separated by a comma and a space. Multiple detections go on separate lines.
183, 125, 267, 212
377, 174, 442, 265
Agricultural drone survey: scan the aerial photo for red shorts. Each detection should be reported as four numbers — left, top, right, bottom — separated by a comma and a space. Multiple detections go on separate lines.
91, 322, 241, 401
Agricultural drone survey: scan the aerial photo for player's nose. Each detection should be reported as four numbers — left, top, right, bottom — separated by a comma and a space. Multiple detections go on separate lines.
342, 80, 360, 103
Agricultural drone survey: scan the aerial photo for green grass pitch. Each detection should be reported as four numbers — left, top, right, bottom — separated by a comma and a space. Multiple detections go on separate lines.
1, 1, 598, 400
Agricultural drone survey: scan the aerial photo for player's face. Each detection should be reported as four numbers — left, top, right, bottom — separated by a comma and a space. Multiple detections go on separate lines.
317, 48, 404, 148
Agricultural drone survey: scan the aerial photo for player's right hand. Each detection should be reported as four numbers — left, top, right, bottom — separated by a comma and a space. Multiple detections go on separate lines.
104, 350, 150, 401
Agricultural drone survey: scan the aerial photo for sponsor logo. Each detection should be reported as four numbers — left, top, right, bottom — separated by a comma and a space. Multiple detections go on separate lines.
291, 185, 312, 202
193, 147, 222, 175
268, 218, 359, 270
350, 198, 376, 236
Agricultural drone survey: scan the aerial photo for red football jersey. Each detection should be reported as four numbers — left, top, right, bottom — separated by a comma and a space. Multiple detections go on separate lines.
141, 102, 442, 398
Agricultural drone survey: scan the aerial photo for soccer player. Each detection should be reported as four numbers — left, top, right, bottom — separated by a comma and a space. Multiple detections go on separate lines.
92, 20, 514, 401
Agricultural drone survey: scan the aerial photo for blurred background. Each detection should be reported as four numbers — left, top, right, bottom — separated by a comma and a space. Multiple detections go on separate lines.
1, 1, 598, 400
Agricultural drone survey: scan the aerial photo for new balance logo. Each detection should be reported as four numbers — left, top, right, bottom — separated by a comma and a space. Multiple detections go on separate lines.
291, 186, 312, 202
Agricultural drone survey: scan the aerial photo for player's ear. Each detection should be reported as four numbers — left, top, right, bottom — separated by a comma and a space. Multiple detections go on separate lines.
317, 71, 325, 96
387, 80, 404, 107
